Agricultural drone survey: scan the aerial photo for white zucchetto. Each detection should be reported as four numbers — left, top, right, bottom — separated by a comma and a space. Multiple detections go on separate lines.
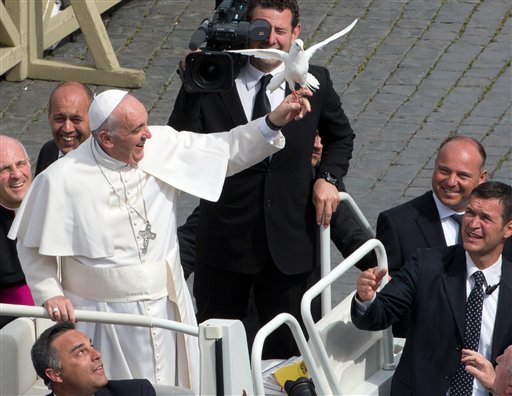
89, 89, 129, 131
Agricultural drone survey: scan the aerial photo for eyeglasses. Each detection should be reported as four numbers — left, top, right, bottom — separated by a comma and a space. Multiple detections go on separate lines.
0, 158, 31, 177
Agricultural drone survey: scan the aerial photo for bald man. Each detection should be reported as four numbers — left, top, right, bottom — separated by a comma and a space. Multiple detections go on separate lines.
0, 135, 34, 327
35, 81, 93, 176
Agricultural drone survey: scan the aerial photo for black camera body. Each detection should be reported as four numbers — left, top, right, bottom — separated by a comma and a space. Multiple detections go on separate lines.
180, 0, 270, 93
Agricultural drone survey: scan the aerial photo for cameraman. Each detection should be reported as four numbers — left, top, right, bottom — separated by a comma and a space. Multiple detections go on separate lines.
169, 0, 355, 359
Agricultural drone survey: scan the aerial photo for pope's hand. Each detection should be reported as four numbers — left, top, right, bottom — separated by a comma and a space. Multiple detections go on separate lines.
356, 267, 387, 302
268, 89, 312, 127
45, 296, 76, 323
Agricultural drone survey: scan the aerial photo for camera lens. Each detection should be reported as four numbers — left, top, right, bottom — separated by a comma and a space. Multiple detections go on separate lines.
197, 60, 223, 85
186, 51, 234, 92
284, 377, 317, 396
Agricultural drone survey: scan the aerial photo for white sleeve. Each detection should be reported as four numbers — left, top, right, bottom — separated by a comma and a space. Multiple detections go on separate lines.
17, 242, 63, 306
258, 116, 282, 143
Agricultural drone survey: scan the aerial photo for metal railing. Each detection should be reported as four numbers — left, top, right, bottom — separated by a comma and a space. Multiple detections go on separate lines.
302, 238, 396, 395
250, 313, 330, 395
0, 304, 198, 336
320, 192, 375, 314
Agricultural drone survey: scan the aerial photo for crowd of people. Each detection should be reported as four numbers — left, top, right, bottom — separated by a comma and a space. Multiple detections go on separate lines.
0, 0, 510, 395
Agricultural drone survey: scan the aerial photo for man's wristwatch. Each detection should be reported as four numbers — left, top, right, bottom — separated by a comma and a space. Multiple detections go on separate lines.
316, 171, 338, 188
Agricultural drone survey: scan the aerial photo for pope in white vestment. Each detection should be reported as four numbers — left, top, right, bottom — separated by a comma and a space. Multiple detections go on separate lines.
8, 90, 309, 394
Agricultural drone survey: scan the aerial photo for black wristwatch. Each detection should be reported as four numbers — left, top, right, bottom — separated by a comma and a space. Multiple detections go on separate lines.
316, 171, 338, 188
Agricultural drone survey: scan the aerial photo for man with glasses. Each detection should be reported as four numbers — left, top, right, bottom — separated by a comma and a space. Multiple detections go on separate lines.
0, 135, 34, 327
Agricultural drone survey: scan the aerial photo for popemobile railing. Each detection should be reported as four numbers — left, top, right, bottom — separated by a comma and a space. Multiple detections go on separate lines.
0, 303, 198, 336
320, 192, 375, 315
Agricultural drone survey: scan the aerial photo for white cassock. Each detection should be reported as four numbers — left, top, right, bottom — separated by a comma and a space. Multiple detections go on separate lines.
9, 120, 284, 394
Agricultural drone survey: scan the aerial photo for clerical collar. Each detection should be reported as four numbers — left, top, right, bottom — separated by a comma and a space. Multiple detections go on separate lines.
432, 191, 464, 219
92, 138, 134, 171
0, 202, 17, 211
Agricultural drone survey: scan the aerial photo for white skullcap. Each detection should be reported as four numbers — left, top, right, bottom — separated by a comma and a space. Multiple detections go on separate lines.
89, 89, 129, 131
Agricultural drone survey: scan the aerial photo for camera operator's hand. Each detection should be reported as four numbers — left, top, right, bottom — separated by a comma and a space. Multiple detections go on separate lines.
268, 90, 312, 128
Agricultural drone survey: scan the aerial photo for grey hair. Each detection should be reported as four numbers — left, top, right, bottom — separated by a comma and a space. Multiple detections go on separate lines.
31, 322, 75, 387
0, 135, 29, 158
91, 112, 118, 139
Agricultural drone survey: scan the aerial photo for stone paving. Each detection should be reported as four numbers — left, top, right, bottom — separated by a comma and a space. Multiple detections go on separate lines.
1, 0, 510, 303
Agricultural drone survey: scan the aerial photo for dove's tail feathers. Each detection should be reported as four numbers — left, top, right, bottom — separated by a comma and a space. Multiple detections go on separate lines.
268, 71, 286, 92
305, 73, 320, 91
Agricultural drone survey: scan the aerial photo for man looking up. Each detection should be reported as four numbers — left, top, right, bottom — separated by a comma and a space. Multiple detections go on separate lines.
35, 81, 93, 176
0, 135, 34, 328
10, 89, 311, 392
31, 322, 156, 396
169, 0, 354, 359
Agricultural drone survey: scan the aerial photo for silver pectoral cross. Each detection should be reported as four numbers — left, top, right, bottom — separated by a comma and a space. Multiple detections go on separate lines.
139, 222, 156, 255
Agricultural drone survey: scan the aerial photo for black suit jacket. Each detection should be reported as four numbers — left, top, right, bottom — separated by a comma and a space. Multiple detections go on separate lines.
351, 245, 512, 396
46, 379, 156, 396
35, 139, 59, 176
169, 65, 354, 275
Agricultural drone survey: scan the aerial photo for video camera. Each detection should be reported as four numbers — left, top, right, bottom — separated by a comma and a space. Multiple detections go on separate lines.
179, 0, 271, 93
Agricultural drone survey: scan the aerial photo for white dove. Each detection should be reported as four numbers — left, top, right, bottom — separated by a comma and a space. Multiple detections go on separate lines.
228, 18, 358, 94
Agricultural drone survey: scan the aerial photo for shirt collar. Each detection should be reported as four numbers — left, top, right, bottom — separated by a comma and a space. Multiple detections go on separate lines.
465, 251, 502, 287
241, 62, 285, 91
432, 191, 464, 220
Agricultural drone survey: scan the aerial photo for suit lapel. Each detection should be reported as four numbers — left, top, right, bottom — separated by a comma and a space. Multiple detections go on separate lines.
442, 246, 467, 340
414, 192, 447, 247
491, 258, 512, 361
219, 88, 248, 126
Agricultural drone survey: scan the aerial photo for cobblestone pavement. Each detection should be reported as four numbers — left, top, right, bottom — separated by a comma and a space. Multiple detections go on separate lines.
1, 0, 510, 302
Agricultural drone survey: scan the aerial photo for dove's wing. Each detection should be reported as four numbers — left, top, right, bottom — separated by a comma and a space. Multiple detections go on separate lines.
227, 48, 288, 62
305, 73, 320, 91
304, 18, 358, 60
268, 71, 286, 92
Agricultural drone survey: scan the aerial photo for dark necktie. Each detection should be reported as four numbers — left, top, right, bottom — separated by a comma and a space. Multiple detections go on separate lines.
252, 74, 272, 120
451, 213, 464, 244
450, 270, 486, 395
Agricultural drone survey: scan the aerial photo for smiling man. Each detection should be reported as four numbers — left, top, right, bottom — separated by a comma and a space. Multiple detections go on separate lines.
376, 135, 511, 337
31, 323, 155, 396
35, 81, 93, 176
0, 135, 34, 327
352, 181, 512, 396
9, 88, 311, 392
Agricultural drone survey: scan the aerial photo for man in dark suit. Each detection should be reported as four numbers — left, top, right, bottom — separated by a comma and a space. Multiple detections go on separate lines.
32, 322, 156, 396
35, 81, 93, 176
352, 181, 512, 395
169, 0, 354, 358
376, 136, 512, 337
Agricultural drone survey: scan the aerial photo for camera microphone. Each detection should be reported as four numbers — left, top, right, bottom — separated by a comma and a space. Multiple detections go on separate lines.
485, 282, 500, 295
189, 19, 210, 50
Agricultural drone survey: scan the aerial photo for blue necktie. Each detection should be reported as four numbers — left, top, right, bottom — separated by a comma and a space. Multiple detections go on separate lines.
449, 271, 486, 395
451, 213, 464, 244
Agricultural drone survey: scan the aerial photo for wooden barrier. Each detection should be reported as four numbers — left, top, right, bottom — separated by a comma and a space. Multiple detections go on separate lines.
0, 0, 144, 88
